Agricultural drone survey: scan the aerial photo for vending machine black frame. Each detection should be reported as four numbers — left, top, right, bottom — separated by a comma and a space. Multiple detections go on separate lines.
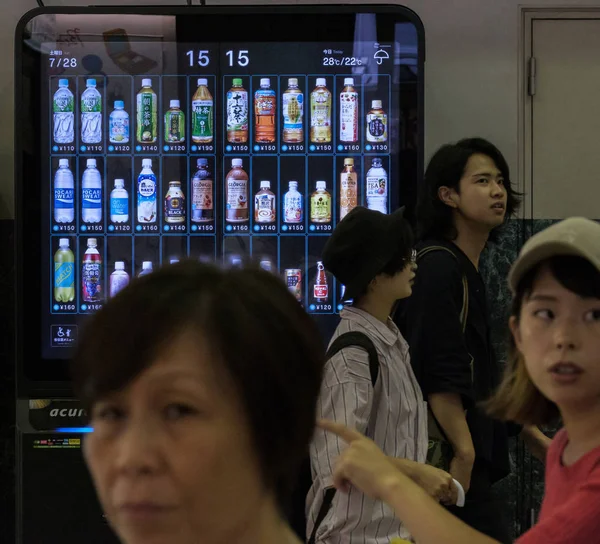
15, 4, 425, 398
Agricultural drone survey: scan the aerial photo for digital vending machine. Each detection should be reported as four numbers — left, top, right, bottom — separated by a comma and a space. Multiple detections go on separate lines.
14, 5, 424, 542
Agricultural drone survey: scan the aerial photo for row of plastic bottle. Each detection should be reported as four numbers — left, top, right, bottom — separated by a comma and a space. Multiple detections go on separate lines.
53, 156, 388, 226
54, 238, 335, 309
53, 77, 388, 146
223, 157, 388, 224
54, 78, 102, 144
54, 237, 163, 304
53, 158, 210, 225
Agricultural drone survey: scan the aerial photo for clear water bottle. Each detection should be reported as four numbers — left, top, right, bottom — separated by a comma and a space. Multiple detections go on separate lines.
284, 180, 303, 224
109, 261, 130, 298
139, 261, 153, 276
110, 179, 129, 223
54, 159, 74, 223
53, 79, 74, 144
81, 79, 102, 144
109, 100, 129, 144
366, 158, 388, 214
82, 158, 103, 224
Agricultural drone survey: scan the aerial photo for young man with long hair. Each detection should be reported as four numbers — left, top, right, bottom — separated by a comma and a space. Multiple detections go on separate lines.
395, 138, 549, 543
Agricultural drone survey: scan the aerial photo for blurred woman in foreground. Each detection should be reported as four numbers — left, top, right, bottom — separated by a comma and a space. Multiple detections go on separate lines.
72, 262, 325, 544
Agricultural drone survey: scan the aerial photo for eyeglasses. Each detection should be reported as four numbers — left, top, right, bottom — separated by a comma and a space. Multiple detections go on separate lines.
404, 249, 417, 265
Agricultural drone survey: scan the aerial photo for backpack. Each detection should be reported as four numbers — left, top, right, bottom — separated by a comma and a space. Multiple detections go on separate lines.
287, 331, 380, 543
394, 245, 470, 471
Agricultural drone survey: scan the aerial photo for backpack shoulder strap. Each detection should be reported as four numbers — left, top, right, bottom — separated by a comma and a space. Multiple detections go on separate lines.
308, 332, 380, 544
326, 331, 379, 386
416, 245, 469, 333
307, 488, 335, 544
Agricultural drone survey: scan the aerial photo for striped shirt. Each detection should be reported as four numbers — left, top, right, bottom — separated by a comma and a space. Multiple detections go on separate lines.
307, 306, 428, 544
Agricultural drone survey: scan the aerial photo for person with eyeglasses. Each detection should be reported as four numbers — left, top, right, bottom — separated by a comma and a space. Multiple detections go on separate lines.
394, 138, 550, 543
306, 207, 460, 544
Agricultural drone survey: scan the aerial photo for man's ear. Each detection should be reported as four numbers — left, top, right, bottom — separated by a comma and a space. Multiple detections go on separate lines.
438, 185, 459, 208
368, 276, 378, 292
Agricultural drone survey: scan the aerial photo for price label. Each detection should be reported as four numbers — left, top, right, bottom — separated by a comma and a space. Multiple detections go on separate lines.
164, 145, 186, 153
110, 224, 131, 232
82, 145, 103, 153
225, 144, 250, 153
108, 145, 131, 153
227, 224, 249, 233
136, 144, 159, 153
53, 304, 76, 312
282, 144, 305, 153
52, 145, 76, 153
52, 224, 76, 232
311, 224, 332, 232
254, 144, 277, 153
191, 144, 215, 153
338, 144, 361, 152
283, 224, 304, 232
255, 224, 277, 233
310, 144, 333, 152
192, 224, 215, 232
81, 224, 104, 233
165, 224, 187, 232
137, 224, 159, 232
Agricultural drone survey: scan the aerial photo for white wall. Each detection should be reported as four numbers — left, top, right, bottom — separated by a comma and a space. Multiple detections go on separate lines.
3, 0, 599, 219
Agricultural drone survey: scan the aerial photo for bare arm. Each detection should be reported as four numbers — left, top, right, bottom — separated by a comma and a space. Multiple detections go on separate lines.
380, 471, 499, 544
320, 419, 499, 544
388, 457, 426, 480
428, 392, 475, 491
520, 425, 551, 463
388, 457, 457, 504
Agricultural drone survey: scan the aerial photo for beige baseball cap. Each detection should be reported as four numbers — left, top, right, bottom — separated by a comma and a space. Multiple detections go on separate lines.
508, 217, 600, 293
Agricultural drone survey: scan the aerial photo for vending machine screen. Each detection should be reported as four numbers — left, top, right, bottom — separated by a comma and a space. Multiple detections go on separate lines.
15, 6, 424, 393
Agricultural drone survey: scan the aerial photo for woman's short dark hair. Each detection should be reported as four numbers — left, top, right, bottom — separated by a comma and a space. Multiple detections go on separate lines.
72, 262, 325, 507
416, 137, 521, 242
353, 216, 414, 302
487, 255, 600, 425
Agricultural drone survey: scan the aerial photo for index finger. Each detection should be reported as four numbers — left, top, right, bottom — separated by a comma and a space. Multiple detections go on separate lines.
317, 419, 365, 444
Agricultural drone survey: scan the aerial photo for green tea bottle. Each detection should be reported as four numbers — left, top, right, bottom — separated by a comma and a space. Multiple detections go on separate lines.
165, 99, 185, 143
136, 78, 158, 144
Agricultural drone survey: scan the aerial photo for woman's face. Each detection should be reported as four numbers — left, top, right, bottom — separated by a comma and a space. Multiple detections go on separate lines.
511, 265, 600, 412
84, 332, 266, 544
393, 255, 418, 300
373, 252, 417, 301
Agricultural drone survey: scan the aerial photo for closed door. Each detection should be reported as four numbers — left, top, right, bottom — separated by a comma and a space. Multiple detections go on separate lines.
531, 18, 600, 220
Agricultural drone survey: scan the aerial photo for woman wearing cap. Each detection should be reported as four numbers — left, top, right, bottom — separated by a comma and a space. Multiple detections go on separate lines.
319, 217, 600, 543
306, 207, 459, 544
